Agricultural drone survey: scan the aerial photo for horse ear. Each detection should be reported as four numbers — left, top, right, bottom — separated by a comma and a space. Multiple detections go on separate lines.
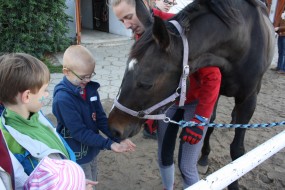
135, 0, 153, 28
152, 16, 170, 50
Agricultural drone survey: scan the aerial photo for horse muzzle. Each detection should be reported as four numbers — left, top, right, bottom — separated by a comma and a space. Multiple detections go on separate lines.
108, 108, 143, 139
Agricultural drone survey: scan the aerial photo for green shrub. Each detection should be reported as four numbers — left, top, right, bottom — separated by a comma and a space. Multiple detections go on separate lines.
42, 57, 63, 73
0, 0, 72, 59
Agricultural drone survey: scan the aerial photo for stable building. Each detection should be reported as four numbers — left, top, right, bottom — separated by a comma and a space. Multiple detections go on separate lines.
65, 0, 132, 44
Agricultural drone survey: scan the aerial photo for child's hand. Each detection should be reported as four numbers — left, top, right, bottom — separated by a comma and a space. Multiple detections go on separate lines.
86, 179, 98, 190
120, 139, 136, 149
111, 139, 136, 153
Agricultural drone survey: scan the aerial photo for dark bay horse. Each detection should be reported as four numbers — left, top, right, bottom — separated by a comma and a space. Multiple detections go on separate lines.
108, 0, 275, 189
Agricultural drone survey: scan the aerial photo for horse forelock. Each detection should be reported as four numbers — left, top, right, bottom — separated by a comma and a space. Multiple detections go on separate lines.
130, 23, 177, 60
130, 29, 153, 60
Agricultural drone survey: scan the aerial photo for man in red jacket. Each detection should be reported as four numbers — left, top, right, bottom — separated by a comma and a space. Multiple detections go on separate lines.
111, 0, 221, 189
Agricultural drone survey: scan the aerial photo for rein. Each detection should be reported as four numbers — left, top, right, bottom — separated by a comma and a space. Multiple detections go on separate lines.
113, 20, 189, 120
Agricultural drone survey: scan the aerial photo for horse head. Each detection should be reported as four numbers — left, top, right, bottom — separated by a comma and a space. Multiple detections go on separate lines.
108, 1, 185, 139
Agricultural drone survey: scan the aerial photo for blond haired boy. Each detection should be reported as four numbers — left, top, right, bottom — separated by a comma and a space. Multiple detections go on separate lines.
52, 45, 136, 183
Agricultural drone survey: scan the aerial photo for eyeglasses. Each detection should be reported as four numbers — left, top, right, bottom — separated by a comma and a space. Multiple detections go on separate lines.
163, 0, 177, 5
65, 68, 96, 81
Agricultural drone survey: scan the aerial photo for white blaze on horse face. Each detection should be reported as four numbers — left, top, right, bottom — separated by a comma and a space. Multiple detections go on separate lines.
128, 58, 138, 71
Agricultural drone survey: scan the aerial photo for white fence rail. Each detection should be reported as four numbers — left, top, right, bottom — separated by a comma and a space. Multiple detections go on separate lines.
186, 130, 285, 190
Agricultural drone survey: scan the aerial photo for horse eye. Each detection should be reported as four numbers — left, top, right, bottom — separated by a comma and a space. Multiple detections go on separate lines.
136, 81, 153, 90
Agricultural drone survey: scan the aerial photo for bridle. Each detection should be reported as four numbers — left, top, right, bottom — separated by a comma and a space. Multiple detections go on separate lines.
113, 20, 189, 120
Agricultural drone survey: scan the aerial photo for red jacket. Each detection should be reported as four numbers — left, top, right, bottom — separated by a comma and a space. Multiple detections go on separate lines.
184, 67, 221, 119
138, 9, 221, 121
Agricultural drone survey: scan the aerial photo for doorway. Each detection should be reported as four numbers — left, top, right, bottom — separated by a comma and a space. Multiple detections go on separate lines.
93, 0, 109, 32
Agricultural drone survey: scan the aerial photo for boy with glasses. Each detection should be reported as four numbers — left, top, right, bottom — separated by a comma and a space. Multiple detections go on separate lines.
52, 45, 136, 186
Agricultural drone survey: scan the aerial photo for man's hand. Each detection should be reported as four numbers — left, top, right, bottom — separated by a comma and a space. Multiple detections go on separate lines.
180, 118, 204, 144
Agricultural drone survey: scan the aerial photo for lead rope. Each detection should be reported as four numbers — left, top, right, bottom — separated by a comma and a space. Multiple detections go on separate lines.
163, 117, 285, 128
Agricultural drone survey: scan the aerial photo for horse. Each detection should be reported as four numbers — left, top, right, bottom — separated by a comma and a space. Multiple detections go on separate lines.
108, 0, 275, 189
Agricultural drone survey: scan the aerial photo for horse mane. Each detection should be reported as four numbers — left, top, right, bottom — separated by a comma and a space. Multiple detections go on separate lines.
174, 0, 266, 29
130, 0, 268, 59
246, 0, 269, 16
130, 30, 153, 60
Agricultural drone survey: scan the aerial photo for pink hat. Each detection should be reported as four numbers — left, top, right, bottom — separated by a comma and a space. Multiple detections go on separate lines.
24, 157, 85, 190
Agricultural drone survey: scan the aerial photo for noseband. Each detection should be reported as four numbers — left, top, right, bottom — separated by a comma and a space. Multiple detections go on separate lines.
113, 20, 189, 120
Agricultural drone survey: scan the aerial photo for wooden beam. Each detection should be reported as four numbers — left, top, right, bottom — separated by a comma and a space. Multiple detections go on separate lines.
75, 0, 81, 44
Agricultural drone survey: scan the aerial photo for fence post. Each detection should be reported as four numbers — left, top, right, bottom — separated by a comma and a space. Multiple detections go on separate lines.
186, 130, 285, 190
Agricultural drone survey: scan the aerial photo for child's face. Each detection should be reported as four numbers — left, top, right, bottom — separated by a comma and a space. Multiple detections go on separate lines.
27, 83, 49, 113
66, 64, 95, 89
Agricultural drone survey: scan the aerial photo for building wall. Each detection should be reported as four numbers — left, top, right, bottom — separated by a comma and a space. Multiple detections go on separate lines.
81, 0, 94, 29
268, 0, 277, 23
65, 0, 76, 39
66, 0, 132, 37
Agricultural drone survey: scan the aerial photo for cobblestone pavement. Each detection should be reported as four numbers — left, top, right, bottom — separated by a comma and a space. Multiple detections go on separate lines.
42, 31, 134, 116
